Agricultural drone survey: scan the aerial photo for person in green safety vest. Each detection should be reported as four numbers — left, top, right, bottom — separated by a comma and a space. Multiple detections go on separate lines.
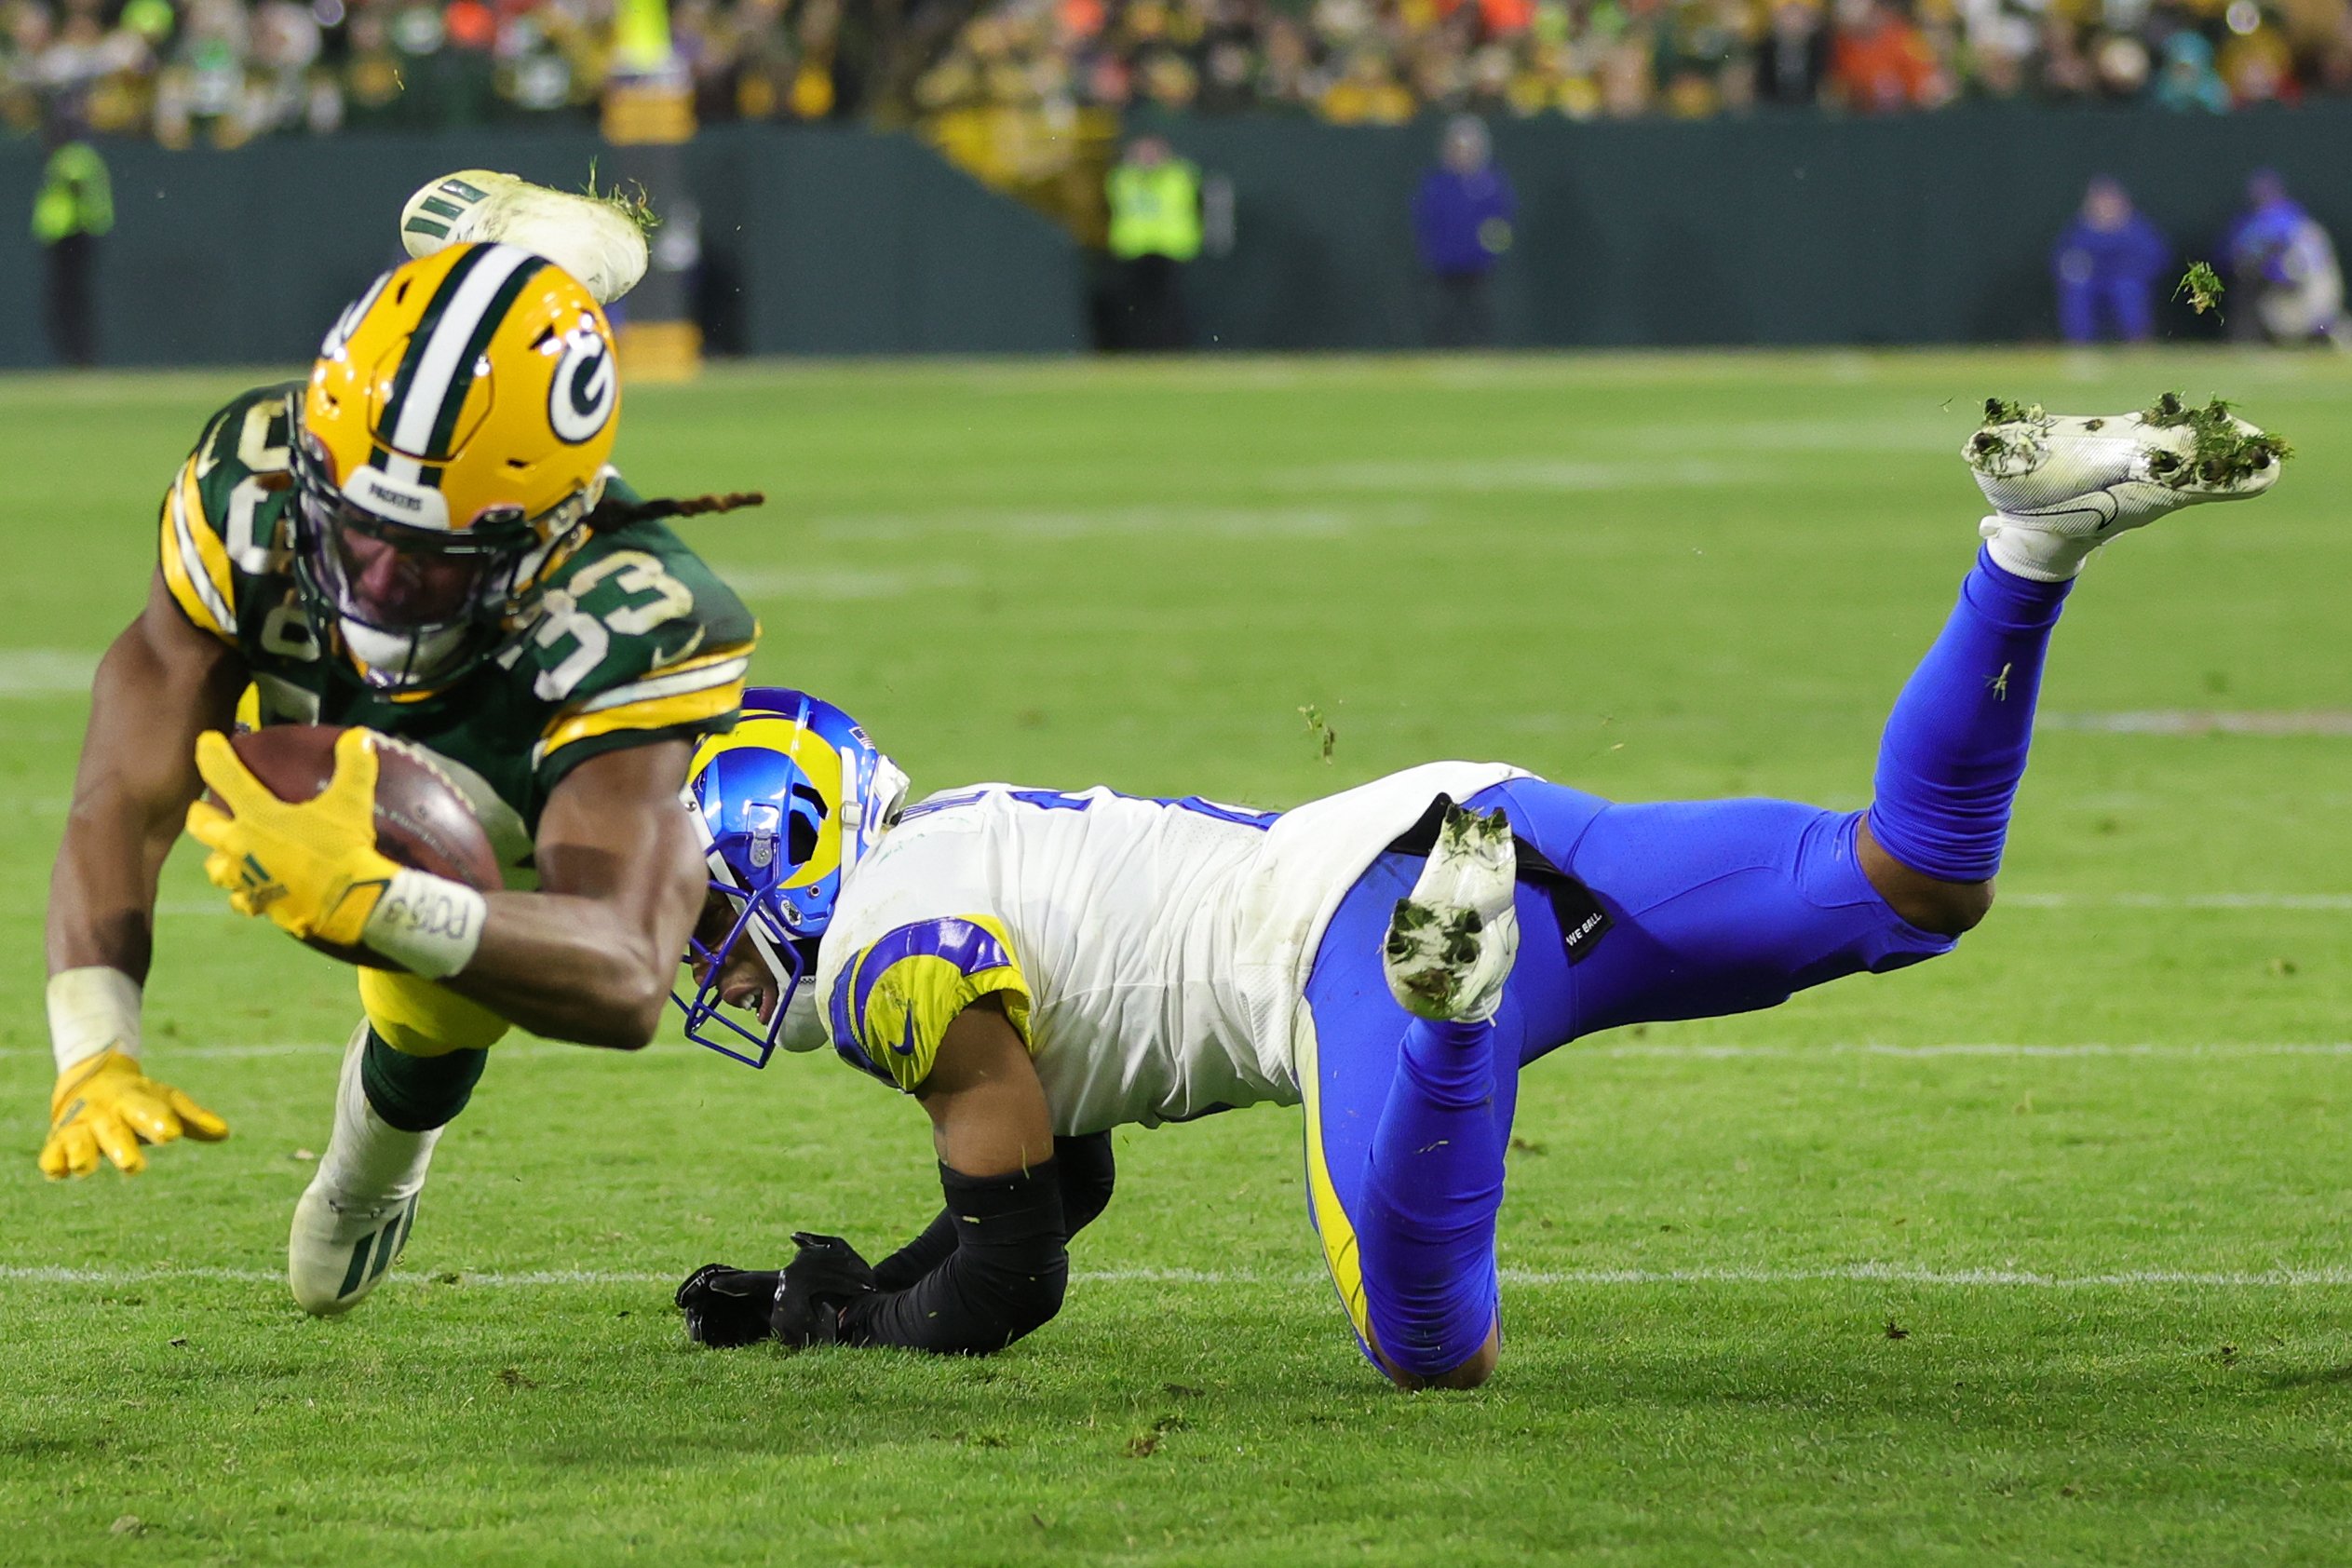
33, 119, 114, 368
1103, 134, 1201, 352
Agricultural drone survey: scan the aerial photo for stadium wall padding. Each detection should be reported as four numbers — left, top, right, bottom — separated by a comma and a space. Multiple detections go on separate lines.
0, 107, 2345, 365
0, 125, 1087, 368
1156, 106, 2352, 349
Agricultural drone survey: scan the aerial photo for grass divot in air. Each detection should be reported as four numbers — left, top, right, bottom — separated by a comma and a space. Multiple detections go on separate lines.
581, 162, 661, 237
2176, 262, 2224, 318
2142, 391, 2292, 485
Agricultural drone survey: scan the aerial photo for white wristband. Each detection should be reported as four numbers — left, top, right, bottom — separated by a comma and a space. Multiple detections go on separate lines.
47, 966, 142, 1074
362, 869, 488, 980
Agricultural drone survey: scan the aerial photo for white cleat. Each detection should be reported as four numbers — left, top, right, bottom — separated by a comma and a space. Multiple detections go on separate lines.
1964, 393, 2287, 580
289, 1177, 418, 1318
399, 170, 650, 306
288, 1024, 440, 1317
1382, 803, 1521, 1024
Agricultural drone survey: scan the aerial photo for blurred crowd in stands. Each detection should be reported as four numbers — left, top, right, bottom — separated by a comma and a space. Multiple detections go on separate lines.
4, 0, 2349, 145
914, 0, 2352, 122
0, 0, 864, 144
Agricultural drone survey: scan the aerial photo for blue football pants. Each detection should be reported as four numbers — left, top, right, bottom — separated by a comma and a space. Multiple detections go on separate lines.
1299, 549, 2070, 1377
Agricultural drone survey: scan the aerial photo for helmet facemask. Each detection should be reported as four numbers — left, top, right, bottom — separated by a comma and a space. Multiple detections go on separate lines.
290, 432, 593, 691
670, 689, 905, 1068
674, 804, 821, 1068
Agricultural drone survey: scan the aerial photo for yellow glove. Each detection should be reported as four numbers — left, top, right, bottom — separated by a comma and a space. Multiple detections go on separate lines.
42, 1050, 229, 1179
184, 728, 398, 949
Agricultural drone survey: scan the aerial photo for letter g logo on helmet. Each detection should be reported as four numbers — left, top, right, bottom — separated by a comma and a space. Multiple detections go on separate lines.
548, 324, 615, 445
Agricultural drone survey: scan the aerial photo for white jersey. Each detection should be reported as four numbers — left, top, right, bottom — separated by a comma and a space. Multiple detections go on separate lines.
811, 763, 1529, 1135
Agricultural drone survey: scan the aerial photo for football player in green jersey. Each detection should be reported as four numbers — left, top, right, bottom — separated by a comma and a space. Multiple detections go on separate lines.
41, 235, 760, 1317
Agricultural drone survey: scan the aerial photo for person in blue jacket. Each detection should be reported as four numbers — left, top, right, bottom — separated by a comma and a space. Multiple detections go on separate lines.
2052, 177, 2170, 344
1413, 116, 1517, 349
2222, 169, 2346, 345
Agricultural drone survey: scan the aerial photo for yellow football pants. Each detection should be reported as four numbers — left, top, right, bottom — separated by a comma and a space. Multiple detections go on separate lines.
358, 968, 511, 1057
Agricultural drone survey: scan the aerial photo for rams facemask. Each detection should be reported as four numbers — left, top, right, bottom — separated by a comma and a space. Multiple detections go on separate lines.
293, 241, 619, 691
676, 687, 909, 1067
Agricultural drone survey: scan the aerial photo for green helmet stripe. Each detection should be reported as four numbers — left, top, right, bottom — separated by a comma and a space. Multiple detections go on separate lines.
380, 243, 493, 453
424, 255, 551, 463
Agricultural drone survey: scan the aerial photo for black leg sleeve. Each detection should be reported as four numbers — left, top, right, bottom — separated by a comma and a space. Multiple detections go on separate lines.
871, 1133, 1116, 1292
872, 1209, 958, 1292
836, 1161, 1068, 1355
359, 1028, 488, 1133
1051, 1131, 1116, 1235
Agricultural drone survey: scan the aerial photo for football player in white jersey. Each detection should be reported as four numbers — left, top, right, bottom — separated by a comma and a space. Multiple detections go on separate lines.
671, 397, 2284, 1387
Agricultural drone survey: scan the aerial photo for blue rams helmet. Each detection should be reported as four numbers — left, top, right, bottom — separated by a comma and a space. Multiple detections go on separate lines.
672, 687, 909, 1066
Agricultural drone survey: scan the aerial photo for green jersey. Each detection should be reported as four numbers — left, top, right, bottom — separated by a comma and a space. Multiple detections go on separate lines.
159, 384, 758, 866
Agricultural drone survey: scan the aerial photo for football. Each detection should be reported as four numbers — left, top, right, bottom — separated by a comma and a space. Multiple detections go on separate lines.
221, 724, 502, 966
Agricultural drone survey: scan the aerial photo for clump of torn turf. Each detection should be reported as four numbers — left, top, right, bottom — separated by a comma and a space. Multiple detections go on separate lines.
2176, 262, 2224, 317
582, 162, 660, 237
1967, 399, 2050, 472
1298, 703, 1337, 763
2140, 391, 2292, 485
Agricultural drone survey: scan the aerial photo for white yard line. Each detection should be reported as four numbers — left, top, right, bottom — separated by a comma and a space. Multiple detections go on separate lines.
109, 892, 2349, 923
0, 1040, 592, 1060
4, 1039, 2350, 1064
2039, 710, 2352, 737
2002, 892, 2352, 911
4, 1263, 2350, 1291
1493, 1264, 2352, 1289
1601, 1041, 2352, 1060
0, 649, 98, 696
697, 564, 978, 602
1273, 458, 1755, 493
812, 504, 1429, 543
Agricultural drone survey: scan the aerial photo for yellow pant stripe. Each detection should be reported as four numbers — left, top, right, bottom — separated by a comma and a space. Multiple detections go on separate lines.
1294, 1008, 1374, 1345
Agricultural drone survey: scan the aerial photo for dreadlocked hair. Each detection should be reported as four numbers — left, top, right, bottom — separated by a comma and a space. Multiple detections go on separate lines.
587, 491, 767, 532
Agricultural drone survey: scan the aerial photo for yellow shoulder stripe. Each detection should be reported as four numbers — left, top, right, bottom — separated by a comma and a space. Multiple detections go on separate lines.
537, 678, 744, 763
157, 461, 236, 640
572, 641, 757, 716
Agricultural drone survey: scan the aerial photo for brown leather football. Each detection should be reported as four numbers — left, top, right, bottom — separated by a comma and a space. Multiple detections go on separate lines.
220, 724, 502, 967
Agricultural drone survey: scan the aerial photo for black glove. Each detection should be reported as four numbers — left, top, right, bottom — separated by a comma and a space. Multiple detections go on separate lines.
675, 1264, 783, 1349
770, 1232, 879, 1347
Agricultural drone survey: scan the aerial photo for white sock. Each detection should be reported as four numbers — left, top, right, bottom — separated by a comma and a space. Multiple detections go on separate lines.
316, 1025, 440, 1217
1979, 516, 2097, 583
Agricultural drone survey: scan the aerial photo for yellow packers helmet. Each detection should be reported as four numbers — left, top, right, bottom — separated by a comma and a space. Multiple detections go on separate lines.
293, 242, 620, 690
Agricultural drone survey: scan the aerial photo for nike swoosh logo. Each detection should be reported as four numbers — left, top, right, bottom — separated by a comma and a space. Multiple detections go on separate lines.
653, 627, 709, 670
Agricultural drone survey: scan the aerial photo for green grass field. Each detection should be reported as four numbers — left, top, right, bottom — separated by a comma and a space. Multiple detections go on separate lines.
3, 351, 2349, 1566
